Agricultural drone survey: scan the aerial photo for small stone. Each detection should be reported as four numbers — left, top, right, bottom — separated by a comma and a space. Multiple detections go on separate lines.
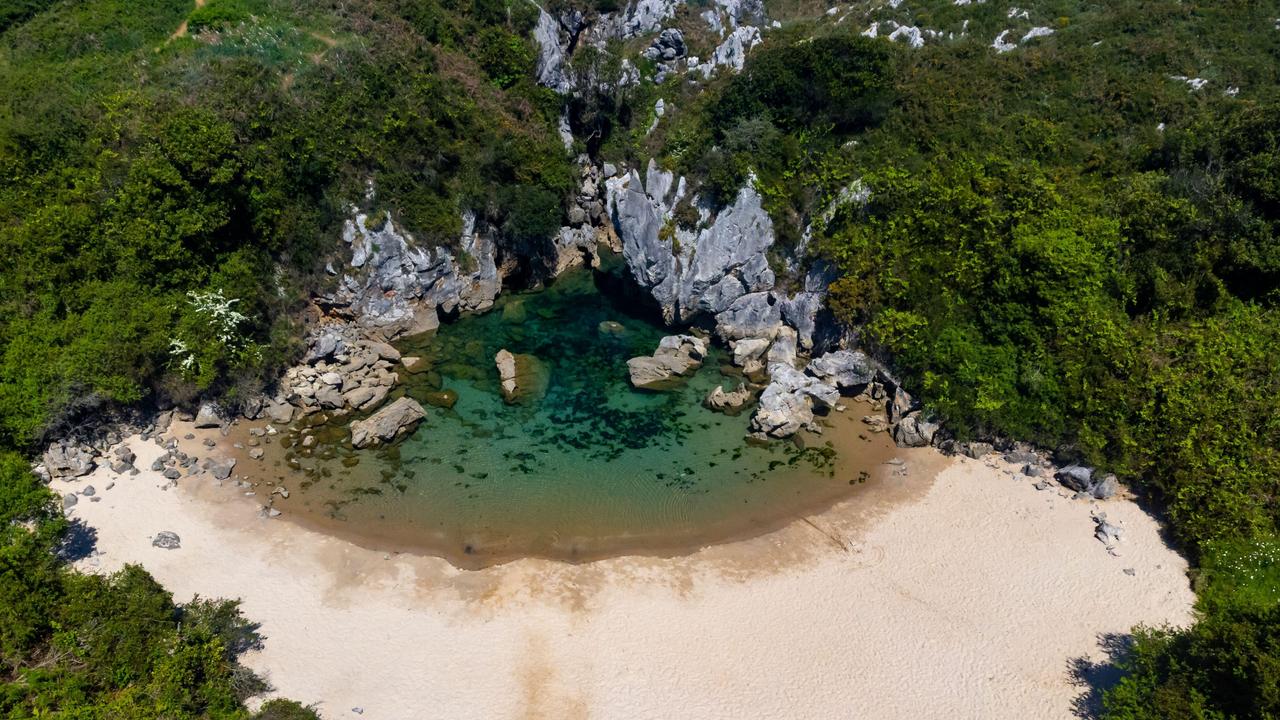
1033, 481, 1049, 491
162, 468, 181, 480
152, 531, 181, 549
105, 482, 115, 491
203, 438, 216, 447
249, 448, 265, 460
62, 494, 78, 509
1123, 568, 1136, 576
81, 485, 96, 497
184, 433, 195, 440
1023, 464, 1041, 477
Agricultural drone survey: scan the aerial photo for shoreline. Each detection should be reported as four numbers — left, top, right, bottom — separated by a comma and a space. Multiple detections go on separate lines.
51, 421, 1195, 719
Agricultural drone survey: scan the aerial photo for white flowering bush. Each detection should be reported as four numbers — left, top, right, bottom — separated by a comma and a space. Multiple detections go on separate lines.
169, 289, 262, 389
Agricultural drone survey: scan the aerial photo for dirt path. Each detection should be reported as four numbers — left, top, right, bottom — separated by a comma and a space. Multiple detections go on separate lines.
169, 0, 207, 41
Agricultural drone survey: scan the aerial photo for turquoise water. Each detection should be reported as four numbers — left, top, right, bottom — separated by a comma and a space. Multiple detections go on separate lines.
266, 266, 888, 566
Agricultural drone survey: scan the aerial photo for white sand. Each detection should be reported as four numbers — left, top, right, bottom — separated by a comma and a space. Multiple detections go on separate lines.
53, 429, 1193, 720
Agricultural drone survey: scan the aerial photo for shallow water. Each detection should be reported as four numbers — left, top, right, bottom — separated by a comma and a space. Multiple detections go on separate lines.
254, 266, 897, 567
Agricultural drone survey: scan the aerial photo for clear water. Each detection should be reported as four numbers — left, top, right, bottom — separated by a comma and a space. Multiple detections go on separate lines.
259, 264, 892, 567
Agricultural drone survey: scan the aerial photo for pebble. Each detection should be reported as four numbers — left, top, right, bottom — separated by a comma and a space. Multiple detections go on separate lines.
1123, 568, 1136, 576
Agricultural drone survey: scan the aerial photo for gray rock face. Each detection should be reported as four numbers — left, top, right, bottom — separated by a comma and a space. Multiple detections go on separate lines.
265, 400, 294, 425
336, 211, 501, 337
892, 414, 941, 447
715, 292, 783, 341
627, 335, 708, 389
534, 9, 574, 93
349, 397, 426, 449
806, 350, 874, 391
193, 403, 222, 428
303, 330, 346, 364
748, 364, 839, 438
152, 531, 181, 550
43, 440, 96, 479
607, 163, 776, 326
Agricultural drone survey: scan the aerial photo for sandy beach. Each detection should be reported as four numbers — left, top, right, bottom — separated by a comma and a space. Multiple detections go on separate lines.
52, 425, 1194, 720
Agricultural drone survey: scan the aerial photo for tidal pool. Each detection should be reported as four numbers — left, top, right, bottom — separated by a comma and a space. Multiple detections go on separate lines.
251, 266, 899, 567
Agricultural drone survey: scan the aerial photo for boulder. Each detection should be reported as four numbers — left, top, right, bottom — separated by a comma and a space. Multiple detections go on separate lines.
193, 403, 222, 429
343, 385, 388, 411
705, 382, 753, 414
42, 440, 96, 479
806, 350, 875, 391
766, 327, 798, 368
62, 494, 78, 510
349, 397, 427, 448
208, 458, 236, 481
303, 330, 346, 364
113, 445, 136, 464
892, 413, 941, 447
421, 389, 459, 409
1055, 465, 1094, 493
495, 349, 518, 400
714, 292, 782, 342
886, 384, 918, 423
1092, 473, 1119, 500
627, 335, 708, 389
731, 337, 770, 368
366, 341, 401, 362
266, 401, 294, 425
152, 531, 181, 550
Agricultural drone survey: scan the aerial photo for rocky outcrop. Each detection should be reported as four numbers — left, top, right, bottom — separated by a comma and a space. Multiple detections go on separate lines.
806, 350, 874, 391
748, 364, 839, 438
627, 335, 708, 389
1056, 465, 1119, 500
607, 163, 775, 326
349, 397, 426, 448
42, 440, 96, 480
324, 211, 502, 338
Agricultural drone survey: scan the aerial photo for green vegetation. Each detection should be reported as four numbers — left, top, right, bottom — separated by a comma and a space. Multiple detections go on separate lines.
0, 453, 319, 717
0, 0, 572, 450
0, 0, 574, 713
608, 1, 1280, 714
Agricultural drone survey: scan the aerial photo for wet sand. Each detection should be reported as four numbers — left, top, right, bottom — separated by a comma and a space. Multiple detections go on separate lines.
52, 418, 1195, 719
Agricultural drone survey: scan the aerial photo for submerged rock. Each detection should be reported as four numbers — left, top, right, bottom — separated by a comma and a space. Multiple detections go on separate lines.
627, 335, 709, 389
349, 397, 427, 448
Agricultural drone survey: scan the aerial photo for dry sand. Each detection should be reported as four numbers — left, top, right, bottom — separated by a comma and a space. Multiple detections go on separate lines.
53, 426, 1194, 720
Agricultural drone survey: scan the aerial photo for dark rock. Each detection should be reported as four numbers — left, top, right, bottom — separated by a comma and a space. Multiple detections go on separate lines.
152, 531, 181, 550
1022, 464, 1042, 477
208, 458, 236, 481
81, 485, 96, 497
1056, 464, 1094, 492
1092, 473, 1119, 500
162, 468, 181, 480
62, 493, 78, 509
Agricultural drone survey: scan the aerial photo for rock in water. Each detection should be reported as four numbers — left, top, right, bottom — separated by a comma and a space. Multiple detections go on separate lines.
152, 531, 181, 550
208, 458, 237, 480
400, 356, 429, 374
627, 335, 709, 389
494, 349, 546, 403
495, 349, 518, 399
705, 382, 753, 414
349, 397, 427, 448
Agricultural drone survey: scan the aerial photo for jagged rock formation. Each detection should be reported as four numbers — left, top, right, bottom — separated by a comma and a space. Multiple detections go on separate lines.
320, 211, 502, 338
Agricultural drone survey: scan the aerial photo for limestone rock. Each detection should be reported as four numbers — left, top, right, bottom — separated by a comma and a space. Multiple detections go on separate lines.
193, 403, 222, 429
806, 350, 874, 391
349, 397, 426, 448
627, 335, 709, 389
748, 364, 839, 438
42, 440, 96, 479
